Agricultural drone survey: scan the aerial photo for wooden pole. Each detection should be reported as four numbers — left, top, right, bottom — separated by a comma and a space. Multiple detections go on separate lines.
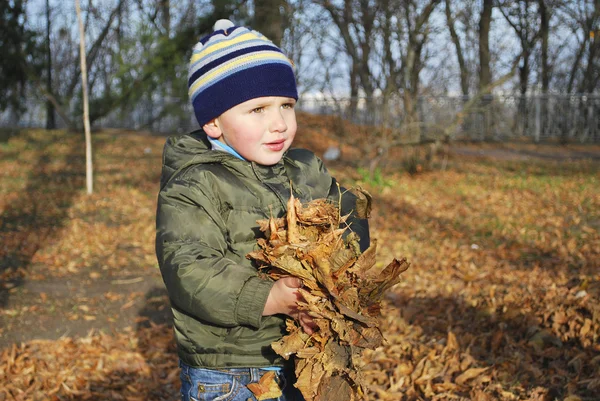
75, 0, 93, 194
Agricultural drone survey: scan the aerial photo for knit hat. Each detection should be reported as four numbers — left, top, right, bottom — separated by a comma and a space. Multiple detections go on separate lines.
188, 19, 298, 127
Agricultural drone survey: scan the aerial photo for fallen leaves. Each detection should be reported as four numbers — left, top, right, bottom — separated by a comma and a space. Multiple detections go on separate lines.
248, 193, 409, 400
0, 325, 178, 401
1, 129, 599, 400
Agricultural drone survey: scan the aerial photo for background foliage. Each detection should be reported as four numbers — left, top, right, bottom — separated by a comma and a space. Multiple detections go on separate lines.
0, 0, 599, 134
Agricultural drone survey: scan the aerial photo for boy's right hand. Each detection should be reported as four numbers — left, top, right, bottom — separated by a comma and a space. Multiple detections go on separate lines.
263, 276, 316, 334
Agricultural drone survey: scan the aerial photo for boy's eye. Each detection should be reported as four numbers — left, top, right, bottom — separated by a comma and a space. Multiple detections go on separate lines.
282, 103, 295, 109
251, 107, 265, 113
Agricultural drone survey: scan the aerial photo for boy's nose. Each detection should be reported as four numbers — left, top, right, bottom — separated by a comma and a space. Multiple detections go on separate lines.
269, 111, 288, 133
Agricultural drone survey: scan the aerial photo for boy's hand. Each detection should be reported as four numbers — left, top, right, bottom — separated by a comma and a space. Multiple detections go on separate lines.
263, 276, 316, 334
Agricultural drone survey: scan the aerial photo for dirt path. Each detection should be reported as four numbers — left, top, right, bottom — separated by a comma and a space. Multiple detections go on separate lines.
451, 144, 600, 161
0, 264, 170, 348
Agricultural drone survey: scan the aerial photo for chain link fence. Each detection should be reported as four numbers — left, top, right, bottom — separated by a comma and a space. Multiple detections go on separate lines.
298, 94, 600, 144
1, 94, 599, 143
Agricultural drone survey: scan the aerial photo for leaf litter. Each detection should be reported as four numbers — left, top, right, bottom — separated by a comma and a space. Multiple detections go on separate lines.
0, 129, 599, 400
247, 190, 409, 401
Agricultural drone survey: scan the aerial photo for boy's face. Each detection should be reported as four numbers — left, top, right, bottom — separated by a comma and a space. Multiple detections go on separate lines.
204, 96, 297, 166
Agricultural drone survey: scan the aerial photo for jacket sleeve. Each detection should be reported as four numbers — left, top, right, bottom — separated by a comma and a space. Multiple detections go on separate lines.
328, 180, 371, 253
155, 173, 273, 329
313, 157, 371, 252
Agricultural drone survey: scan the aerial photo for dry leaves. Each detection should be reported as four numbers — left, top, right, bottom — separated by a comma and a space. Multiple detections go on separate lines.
0, 325, 178, 401
247, 371, 283, 400
1, 128, 599, 401
248, 193, 409, 401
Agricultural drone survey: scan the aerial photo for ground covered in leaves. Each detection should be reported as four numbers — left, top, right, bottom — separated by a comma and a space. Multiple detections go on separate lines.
0, 122, 599, 401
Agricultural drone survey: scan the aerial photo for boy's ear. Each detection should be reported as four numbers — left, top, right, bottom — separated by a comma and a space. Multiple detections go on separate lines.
203, 119, 222, 139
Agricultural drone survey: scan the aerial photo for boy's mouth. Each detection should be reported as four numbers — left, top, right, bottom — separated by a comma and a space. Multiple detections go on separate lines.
264, 139, 286, 151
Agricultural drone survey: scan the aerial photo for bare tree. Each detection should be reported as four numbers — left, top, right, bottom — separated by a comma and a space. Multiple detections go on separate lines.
445, 0, 469, 97
577, 0, 600, 93
498, 0, 540, 135
553, 1, 599, 93
498, 0, 540, 95
64, 0, 125, 101
317, 0, 379, 116
75, 0, 93, 194
159, 0, 170, 37
254, 0, 287, 46
45, 0, 55, 129
478, 0, 493, 93
281, 0, 334, 93
406, 0, 439, 126
538, 0, 550, 93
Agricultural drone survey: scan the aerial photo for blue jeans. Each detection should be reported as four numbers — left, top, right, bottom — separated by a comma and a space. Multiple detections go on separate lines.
179, 361, 304, 401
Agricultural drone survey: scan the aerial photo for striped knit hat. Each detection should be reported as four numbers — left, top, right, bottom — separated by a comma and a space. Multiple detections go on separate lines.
188, 19, 298, 127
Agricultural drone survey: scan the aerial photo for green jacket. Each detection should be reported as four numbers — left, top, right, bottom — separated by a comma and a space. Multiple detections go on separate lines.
155, 130, 369, 368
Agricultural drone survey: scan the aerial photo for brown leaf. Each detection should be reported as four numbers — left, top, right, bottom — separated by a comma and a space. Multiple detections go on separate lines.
351, 187, 372, 219
316, 374, 355, 401
271, 329, 310, 360
351, 241, 377, 275
333, 299, 377, 327
365, 258, 409, 301
295, 359, 325, 400
445, 331, 459, 353
490, 330, 504, 353
286, 194, 301, 244
455, 367, 489, 385
247, 371, 282, 401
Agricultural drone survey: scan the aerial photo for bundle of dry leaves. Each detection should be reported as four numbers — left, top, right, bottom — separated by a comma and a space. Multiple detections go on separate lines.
247, 190, 409, 401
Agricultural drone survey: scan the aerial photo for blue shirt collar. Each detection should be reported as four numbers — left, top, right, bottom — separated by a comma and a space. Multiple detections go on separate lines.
207, 136, 246, 161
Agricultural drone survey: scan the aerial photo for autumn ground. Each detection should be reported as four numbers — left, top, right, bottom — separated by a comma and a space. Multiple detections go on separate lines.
0, 118, 599, 401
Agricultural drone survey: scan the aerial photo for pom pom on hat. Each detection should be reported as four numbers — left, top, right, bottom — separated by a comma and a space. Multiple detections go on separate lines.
188, 19, 298, 127
213, 19, 234, 32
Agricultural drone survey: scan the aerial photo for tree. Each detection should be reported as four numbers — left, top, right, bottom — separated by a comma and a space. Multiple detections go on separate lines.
395, 0, 441, 135
498, 0, 540, 135
318, 0, 379, 117
45, 0, 55, 129
0, 0, 38, 114
478, 0, 493, 93
254, 0, 287, 46
445, 0, 469, 97
85, 0, 239, 127
375, 0, 441, 139
554, 1, 599, 93
538, 0, 550, 93
576, 0, 600, 93
498, 0, 540, 96
75, 0, 93, 194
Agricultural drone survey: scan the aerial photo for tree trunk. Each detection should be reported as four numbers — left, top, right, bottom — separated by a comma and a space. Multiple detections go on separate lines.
478, 0, 493, 140
579, 0, 600, 93
538, 0, 549, 93
76, 0, 93, 195
45, 0, 55, 129
319, 0, 376, 117
159, 0, 170, 37
349, 63, 359, 119
518, 53, 529, 135
253, 0, 285, 46
478, 0, 493, 92
445, 0, 469, 97
538, 0, 549, 141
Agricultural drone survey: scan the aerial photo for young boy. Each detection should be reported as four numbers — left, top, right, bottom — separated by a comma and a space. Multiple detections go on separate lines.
155, 19, 369, 401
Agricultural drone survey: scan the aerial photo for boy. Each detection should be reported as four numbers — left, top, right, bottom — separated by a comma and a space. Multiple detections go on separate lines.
155, 19, 369, 401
